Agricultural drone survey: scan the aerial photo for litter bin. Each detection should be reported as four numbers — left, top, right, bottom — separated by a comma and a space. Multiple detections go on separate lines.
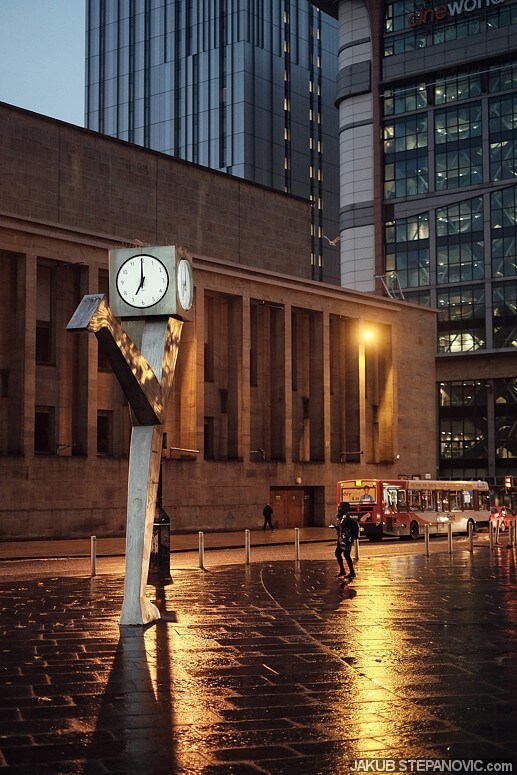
149, 506, 172, 582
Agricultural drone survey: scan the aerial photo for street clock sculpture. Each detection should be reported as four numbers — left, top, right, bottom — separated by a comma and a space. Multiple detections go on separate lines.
110, 246, 194, 319
67, 245, 194, 625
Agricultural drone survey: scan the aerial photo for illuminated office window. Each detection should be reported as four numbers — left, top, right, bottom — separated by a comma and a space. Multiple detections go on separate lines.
436, 197, 484, 283
493, 281, 517, 348
491, 185, 517, 278
437, 286, 485, 353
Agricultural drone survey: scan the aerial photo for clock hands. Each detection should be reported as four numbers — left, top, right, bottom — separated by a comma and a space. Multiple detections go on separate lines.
135, 256, 145, 294
115, 252, 191, 313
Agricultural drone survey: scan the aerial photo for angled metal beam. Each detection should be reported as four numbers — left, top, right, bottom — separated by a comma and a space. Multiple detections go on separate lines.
67, 294, 165, 425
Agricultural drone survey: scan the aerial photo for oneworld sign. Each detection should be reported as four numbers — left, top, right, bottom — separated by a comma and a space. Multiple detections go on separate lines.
408, 0, 505, 27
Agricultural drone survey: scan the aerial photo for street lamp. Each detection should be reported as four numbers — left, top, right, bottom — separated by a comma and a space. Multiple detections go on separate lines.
362, 326, 375, 343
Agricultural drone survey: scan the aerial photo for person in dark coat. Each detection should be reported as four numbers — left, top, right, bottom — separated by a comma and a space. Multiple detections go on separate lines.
263, 502, 274, 531
333, 502, 358, 579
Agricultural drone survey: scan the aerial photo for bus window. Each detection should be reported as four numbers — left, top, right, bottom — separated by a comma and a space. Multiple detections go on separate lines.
449, 492, 462, 510
478, 491, 490, 510
421, 493, 435, 511
437, 489, 465, 511
436, 490, 448, 512
462, 490, 473, 509
407, 491, 421, 511
383, 487, 399, 511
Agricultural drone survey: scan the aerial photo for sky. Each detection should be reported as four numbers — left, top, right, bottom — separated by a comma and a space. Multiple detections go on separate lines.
0, 0, 86, 126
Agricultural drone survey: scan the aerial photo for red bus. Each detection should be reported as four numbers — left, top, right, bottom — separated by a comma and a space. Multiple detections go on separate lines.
336, 478, 490, 541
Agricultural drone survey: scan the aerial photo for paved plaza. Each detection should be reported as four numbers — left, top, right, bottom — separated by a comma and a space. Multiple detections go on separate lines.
0, 536, 516, 774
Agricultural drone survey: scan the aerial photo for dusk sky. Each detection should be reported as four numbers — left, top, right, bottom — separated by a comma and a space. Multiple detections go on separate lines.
0, 1, 85, 126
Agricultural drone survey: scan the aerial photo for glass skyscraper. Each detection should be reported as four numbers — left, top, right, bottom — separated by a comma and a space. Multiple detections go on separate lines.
85, 1, 339, 283
313, 0, 517, 489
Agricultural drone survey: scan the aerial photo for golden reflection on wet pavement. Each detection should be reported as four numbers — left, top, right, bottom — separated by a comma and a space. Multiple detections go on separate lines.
0, 548, 515, 773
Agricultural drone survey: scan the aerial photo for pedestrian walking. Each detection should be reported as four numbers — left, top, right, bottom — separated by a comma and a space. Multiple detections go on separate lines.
263, 502, 274, 531
332, 501, 358, 579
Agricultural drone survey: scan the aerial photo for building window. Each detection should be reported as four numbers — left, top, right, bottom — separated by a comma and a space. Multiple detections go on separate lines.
489, 95, 517, 181
432, 17, 480, 46
435, 103, 483, 190
97, 270, 110, 370
97, 410, 113, 455
434, 72, 482, 105
383, 83, 427, 116
34, 406, 55, 454
384, 115, 428, 153
436, 197, 484, 283
489, 60, 517, 94
439, 381, 488, 464
493, 281, 517, 348
384, 4, 498, 56
437, 286, 485, 353
404, 289, 432, 306
36, 264, 53, 364
440, 380, 487, 408
491, 185, 517, 278
494, 378, 517, 461
486, 3, 517, 30
204, 295, 214, 382
439, 416, 488, 462
36, 321, 52, 363
384, 115, 428, 199
204, 416, 214, 459
250, 302, 258, 387
385, 212, 429, 288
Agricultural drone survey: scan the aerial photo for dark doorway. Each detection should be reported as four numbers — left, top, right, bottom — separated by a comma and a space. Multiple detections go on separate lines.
270, 487, 314, 528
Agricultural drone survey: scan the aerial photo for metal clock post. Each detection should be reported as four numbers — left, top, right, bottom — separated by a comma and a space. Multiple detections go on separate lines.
67, 244, 194, 625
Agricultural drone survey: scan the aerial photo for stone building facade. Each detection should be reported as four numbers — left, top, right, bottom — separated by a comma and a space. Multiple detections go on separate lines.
0, 104, 436, 539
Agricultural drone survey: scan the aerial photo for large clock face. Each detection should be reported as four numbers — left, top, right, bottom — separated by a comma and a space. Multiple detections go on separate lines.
115, 254, 169, 309
177, 258, 194, 310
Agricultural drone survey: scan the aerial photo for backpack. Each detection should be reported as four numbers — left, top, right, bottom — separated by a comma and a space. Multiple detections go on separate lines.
339, 516, 359, 548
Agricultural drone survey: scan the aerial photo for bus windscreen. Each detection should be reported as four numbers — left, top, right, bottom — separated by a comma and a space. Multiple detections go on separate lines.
339, 481, 377, 504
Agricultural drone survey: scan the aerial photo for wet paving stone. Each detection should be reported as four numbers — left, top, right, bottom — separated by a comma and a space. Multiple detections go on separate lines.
0, 549, 516, 772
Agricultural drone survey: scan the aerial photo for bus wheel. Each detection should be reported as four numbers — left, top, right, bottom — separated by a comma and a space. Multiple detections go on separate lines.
409, 521, 419, 540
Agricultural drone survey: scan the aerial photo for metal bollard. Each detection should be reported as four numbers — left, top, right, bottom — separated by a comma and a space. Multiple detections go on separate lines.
294, 527, 300, 561
489, 521, 494, 551
353, 536, 360, 561
245, 529, 251, 565
424, 524, 430, 556
90, 535, 97, 577
508, 520, 515, 549
495, 521, 500, 545
447, 522, 453, 554
468, 520, 474, 552
198, 531, 205, 569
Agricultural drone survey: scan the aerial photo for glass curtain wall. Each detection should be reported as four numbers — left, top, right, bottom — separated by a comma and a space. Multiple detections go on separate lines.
85, 0, 339, 282
382, 1, 517, 479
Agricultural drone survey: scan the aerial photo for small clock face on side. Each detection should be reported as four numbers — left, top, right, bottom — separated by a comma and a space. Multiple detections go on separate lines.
116, 254, 169, 309
177, 258, 194, 311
